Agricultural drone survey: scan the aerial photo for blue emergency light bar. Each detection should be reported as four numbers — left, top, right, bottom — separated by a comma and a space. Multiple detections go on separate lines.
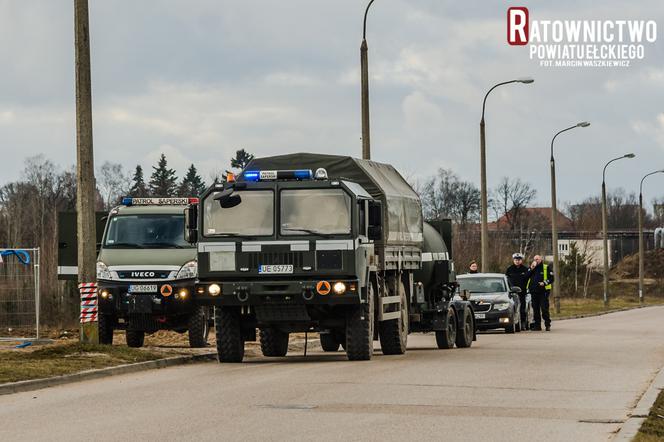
121, 197, 199, 206
243, 169, 313, 181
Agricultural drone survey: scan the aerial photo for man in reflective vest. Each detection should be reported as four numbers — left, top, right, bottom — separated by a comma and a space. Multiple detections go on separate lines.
527, 255, 553, 331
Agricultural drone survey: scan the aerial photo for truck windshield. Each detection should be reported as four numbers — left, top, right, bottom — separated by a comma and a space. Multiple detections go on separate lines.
204, 190, 274, 236
458, 277, 507, 294
104, 215, 190, 248
280, 189, 351, 236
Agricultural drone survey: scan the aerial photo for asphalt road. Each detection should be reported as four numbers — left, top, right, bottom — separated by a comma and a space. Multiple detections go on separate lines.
3, 306, 664, 442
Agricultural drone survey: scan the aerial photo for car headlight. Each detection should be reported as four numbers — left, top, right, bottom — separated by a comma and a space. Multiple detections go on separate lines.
492, 302, 510, 311
96, 261, 112, 280
176, 260, 198, 280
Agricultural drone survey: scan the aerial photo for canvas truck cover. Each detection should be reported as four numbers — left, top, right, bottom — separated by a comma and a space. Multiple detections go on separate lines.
242, 153, 423, 247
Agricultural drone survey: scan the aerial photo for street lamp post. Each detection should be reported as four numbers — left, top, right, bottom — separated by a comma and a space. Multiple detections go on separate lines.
480, 78, 534, 272
550, 122, 590, 314
638, 170, 664, 305
360, 0, 375, 160
601, 153, 636, 307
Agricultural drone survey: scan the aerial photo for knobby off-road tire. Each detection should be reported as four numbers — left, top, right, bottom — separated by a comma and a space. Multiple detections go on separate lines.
320, 333, 340, 352
345, 282, 374, 361
379, 279, 408, 355
126, 330, 145, 348
215, 306, 244, 363
260, 328, 289, 357
455, 307, 474, 348
188, 305, 210, 348
98, 314, 114, 345
435, 307, 457, 349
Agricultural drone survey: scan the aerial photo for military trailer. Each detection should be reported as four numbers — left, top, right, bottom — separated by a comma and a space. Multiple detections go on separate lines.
96, 197, 210, 348
188, 153, 475, 362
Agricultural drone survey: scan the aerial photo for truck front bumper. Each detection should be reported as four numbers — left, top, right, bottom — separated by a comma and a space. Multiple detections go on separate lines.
195, 279, 362, 306
97, 279, 196, 317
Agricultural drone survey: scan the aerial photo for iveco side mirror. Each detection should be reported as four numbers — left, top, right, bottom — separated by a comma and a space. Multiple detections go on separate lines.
184, 205, 198, 244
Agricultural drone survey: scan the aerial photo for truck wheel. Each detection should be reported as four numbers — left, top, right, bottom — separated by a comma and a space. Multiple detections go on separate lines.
378, 280, 408, 355
260, 328, 289, 357
320, 333, 340, 352
435, 307, 456, 349
455, 307, 474, 348
126, 330, 145, 348
215, 306, 244, 363
98, 314, 114, 345
187, 305, 210, 348
345, 282, 374, 361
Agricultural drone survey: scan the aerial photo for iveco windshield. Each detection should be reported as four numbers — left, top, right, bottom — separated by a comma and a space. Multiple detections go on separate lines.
281, 189, 351, 236
204, 190, 274, 236
104, 215, 190, 248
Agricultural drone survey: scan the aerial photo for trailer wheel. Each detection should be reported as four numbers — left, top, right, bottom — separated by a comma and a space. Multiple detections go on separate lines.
188, 305, 210, 348
260, 328, 289, 357
435, 307, 456, 349
320, 333, 340, 352
215, 306, 245, 363
455, 307, 474, 348
126, 329, 144, 348
98, 314, 114, 345
345, 282, 374, 361
379, 280, 408, 355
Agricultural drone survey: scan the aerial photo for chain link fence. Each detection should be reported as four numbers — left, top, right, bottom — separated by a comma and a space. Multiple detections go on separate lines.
0, 248, 40, 340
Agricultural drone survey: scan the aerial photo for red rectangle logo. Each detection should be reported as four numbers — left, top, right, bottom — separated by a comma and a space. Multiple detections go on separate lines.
507, 7, 529, 45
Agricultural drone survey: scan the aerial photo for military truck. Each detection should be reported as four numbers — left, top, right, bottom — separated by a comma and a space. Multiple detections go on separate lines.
95, 197, 210, 348
187, 153, 475, 362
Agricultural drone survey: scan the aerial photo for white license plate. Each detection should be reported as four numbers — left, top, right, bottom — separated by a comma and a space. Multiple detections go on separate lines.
474, 313, 486, 319
258, 265, 294, 274
128, 284, 158, 293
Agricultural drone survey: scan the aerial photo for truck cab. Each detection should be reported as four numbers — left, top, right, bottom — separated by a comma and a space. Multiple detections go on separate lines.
189, 153, 475, 362
96, 197, 209, 348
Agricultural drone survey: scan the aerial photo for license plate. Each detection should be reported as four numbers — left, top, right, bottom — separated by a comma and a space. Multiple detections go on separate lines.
128, 284, 158, 293
258, 265, 294, 274
474, 313, 486, 319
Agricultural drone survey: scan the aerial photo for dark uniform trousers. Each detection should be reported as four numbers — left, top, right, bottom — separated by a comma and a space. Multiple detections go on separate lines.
531, 291, 551, 329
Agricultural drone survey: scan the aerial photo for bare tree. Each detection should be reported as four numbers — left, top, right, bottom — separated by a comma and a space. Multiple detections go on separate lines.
97, 161, 131, 209
420, 168, 480, 225
491, 177, 537, 230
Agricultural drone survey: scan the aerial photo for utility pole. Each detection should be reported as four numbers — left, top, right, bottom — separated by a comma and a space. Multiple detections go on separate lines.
75, 0, 98, 343
360, 0, 375, 160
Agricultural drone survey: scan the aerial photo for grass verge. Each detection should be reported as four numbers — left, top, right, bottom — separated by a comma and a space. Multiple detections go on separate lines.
551, 296, 664, 319
634, 388, 664, 442
0, 343, 164, 384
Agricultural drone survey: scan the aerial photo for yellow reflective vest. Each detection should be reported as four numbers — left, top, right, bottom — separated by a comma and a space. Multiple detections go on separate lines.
527, 264, 552, 291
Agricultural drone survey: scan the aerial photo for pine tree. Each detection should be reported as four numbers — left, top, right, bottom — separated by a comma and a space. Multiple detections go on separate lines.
178, 164, 207, 197
230, 149, 254, 170
128, 165, 149, 197
149, 154, 178, 197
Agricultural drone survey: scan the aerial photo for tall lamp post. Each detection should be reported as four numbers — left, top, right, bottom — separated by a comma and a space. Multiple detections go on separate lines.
602, 153, 636, 307
550, 122, 590, 314
480, 78, 534, 272
360, 0, 375, 160
638, 169, 664, 305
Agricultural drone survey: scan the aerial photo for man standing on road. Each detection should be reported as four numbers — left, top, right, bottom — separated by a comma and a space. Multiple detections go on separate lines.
527, 255, 553, 331
505, 253, 529, 329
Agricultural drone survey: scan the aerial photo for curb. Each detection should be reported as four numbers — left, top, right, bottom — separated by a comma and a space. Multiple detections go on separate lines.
613, 364, 664, 441
0, 352, 216, 396
554, 304, 656, 321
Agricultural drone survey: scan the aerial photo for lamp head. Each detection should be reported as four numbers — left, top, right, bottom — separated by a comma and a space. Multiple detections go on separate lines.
517, 77, 534, 84
577, 121, 590, 127
624, 153, 636, 159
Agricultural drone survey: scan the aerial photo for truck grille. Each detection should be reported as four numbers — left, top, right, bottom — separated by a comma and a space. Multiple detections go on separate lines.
248, 252, 304, 268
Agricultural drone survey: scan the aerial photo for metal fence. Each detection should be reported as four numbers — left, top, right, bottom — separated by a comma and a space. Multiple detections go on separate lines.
0, 248, 40, 340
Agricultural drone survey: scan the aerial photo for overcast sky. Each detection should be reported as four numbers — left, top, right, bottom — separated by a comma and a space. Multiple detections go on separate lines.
1, 0, 663, 208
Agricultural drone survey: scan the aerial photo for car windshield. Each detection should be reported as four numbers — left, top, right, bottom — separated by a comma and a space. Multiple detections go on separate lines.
280, 189, 351, 236
104, 215, 190, 248
458, 277, 507, 294
204, 190, 274, 236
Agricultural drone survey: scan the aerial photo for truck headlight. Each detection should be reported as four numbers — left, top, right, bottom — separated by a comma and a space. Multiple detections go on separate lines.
492, 302, 510, 311
208, 284, 221, 296
176, 260, 198, 280
333, 282, 346, 294
96, 261, 112, 280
